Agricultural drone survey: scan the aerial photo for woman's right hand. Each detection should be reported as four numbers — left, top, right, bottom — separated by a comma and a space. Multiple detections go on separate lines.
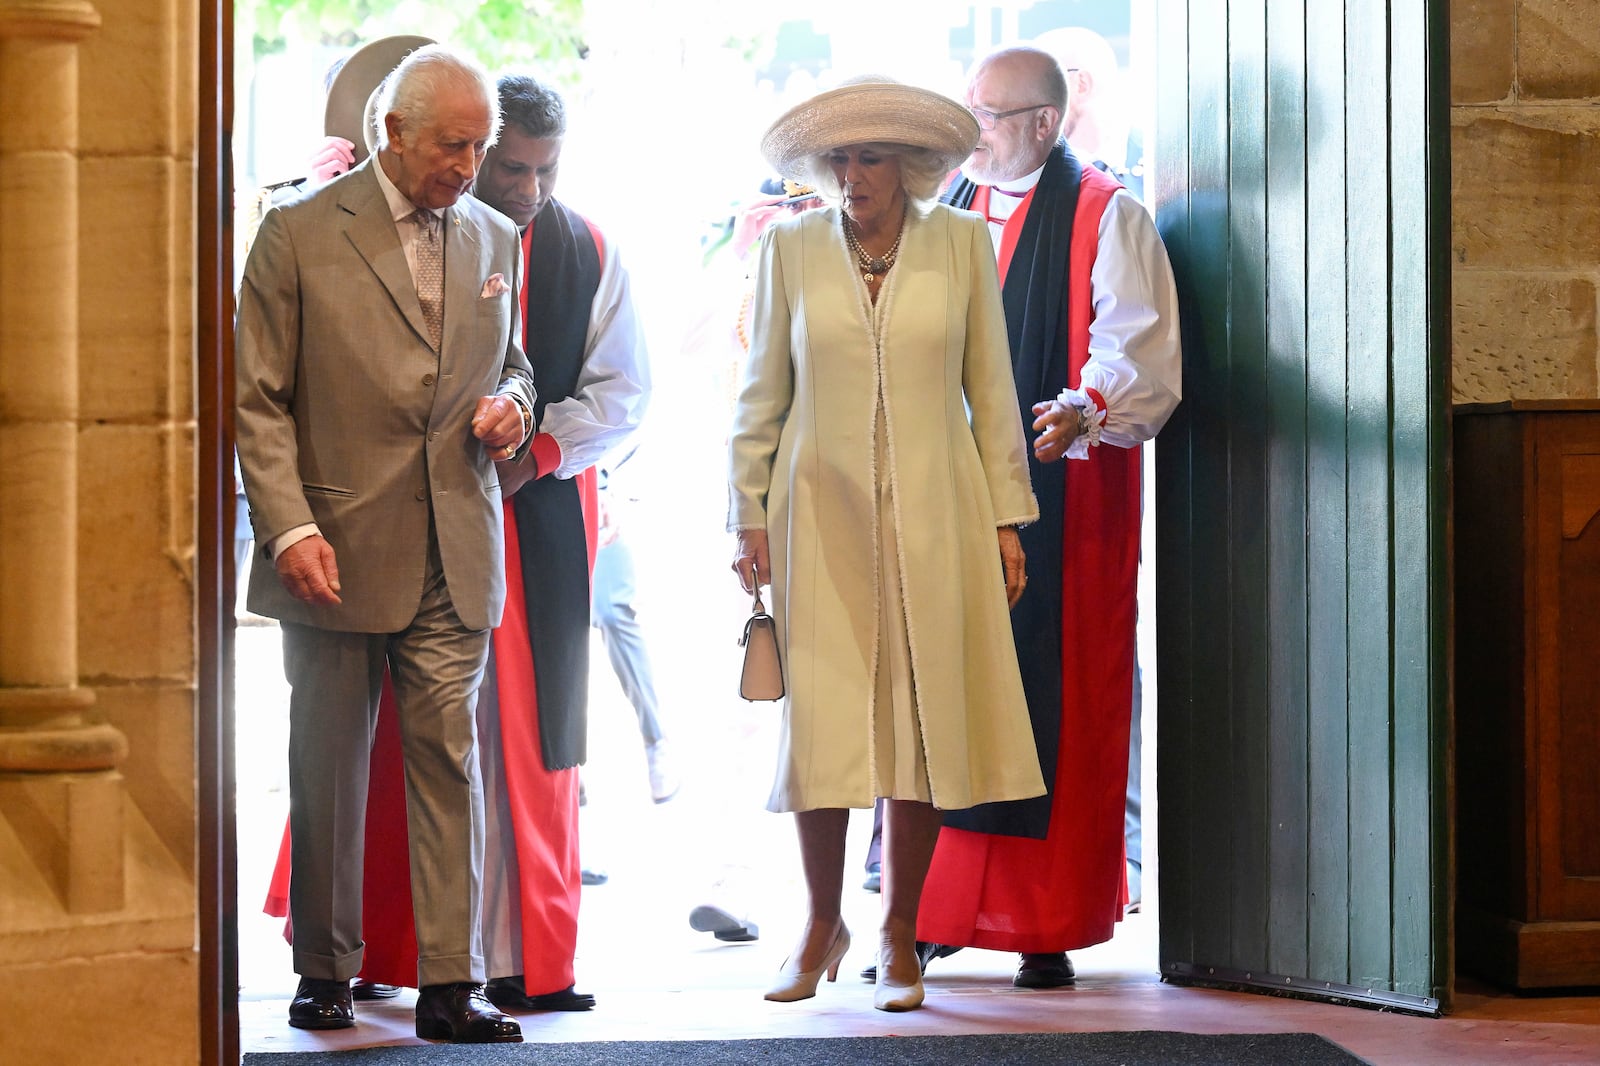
733, 529, 771, 594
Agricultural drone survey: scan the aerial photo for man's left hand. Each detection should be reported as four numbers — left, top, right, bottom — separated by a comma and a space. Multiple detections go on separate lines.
1031, 399, 1079, 464
473, 395, 527, 461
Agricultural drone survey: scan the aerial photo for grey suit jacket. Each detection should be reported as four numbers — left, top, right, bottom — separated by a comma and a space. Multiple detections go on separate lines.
236, 159, 535, 633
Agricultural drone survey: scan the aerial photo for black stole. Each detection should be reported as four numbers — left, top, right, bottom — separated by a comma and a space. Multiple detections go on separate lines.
511, 199, 600, 771
942, 143, 1082, 839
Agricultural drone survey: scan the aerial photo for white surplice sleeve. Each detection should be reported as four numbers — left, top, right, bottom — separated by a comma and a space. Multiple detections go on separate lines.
537, 237, 652, 478
1066, 190, 1183, 453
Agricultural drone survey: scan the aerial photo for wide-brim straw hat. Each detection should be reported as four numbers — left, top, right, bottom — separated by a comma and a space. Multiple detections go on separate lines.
760, 80, 979, 181
323, 35, 435, 165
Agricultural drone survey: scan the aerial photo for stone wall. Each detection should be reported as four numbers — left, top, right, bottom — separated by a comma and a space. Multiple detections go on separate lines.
0, 0, 199, 1062
1452, 0, 1600, 402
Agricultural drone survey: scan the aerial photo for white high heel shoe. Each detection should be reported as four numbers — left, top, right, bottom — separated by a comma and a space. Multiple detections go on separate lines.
874, 945, 926, 1011
764, 924, 851, 1002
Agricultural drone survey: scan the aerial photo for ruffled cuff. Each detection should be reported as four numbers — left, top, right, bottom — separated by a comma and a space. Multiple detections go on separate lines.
1056, 386, 1108, 461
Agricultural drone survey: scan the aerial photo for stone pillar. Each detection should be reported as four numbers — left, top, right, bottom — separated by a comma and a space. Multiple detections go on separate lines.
0, 0, 126, 914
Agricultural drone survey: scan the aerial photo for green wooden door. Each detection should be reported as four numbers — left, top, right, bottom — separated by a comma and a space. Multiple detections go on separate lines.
1152, 0, 1450, 1012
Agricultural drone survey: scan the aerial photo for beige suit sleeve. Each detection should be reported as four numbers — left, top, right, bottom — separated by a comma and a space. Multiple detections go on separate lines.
959, 212, 1039, 528
235, 206, 314, 544
726, 228, 795, 533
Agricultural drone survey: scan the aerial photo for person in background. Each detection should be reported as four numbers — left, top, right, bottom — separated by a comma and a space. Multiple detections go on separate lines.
590, 443, 679, 804
465, 70, 650, 1014
236, 44, 533, 1043
911, 45, 1181, 990
729, 78, 1045, 1013
1032, 27, 1145, 201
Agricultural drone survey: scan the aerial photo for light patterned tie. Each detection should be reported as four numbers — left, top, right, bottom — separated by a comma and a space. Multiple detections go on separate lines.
410, 209, 443, 349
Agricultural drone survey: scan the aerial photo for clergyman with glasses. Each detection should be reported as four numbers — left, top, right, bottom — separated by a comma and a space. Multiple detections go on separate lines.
912, 44, 1183, 990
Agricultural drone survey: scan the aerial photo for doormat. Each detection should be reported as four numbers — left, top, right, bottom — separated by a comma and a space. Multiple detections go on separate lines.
243, 1030, 1369, 1064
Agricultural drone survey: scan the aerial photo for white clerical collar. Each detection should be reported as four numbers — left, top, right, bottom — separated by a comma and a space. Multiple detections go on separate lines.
992, 159, 1047, 198
372, 152, 446, 224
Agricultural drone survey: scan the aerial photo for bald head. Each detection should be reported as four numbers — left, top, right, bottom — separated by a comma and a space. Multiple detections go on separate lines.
962, 46, 1067, 184
970, 46, 1068, 117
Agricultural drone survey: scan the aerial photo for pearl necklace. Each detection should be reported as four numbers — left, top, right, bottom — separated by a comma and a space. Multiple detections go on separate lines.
843, 207, 906, 284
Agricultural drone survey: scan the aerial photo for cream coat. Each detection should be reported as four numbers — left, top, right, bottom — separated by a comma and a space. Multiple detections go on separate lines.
728, 203, 1047, 813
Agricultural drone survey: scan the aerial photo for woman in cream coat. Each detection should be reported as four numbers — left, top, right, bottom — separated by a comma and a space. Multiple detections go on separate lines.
729, 80, 1046, 1013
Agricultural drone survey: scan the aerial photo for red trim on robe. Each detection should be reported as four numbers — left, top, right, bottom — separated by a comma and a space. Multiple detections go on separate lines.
918, 165, 1140, 953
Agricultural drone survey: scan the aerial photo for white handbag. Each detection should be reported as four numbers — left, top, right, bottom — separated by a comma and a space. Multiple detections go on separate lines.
738, 588, 784, 701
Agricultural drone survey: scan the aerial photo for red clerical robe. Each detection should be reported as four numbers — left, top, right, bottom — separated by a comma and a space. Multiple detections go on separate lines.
916, 165, 1140, 953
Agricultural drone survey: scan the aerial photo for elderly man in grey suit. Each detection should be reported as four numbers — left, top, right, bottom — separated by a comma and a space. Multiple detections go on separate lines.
237, 44, 533, 1045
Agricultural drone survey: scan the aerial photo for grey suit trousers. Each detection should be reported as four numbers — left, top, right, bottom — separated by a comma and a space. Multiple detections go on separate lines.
282, 535, 490, 987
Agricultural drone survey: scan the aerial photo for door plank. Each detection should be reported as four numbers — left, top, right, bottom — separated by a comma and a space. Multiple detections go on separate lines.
1264, 0, 1312, 983
1226, 0, 1272, 976
1180, 0, 1239, 972
1303, 0, 1353, 986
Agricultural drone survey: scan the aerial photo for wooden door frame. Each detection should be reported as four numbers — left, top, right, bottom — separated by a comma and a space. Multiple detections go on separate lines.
197, 0, 239, 1061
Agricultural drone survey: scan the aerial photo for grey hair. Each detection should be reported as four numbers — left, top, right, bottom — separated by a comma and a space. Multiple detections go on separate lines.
373, 45, 499, 151
497, 73, 566, 140
797, 142, 951, 214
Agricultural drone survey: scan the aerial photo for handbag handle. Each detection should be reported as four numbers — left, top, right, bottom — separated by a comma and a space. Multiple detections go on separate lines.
750, 585, 766, 616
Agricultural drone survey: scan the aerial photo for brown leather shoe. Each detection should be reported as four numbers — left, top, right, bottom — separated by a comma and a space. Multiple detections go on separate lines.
288, 976, 354, 1030
415, 982, 523, 1043
1014, 951, 1076, 988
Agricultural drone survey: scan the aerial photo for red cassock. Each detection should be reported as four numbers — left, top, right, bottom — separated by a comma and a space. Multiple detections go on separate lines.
264, 482, 598, 992
916, 168, 1138, 953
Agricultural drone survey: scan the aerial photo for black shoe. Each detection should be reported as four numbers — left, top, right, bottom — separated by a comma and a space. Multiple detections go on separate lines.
485, 976, 596, 1012
350, 979, 401, 1000
415, 982, 523, 1043
858, 941, 961, 982
288, 976, 354, 1030
688, 904, 760, 942
862, 862, 882, 893
581, 867, 609, 886
1013, 951, 1076, 988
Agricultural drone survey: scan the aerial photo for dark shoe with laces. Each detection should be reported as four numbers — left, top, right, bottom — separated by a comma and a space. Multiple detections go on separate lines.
350, 979, 401, 1000
485, 975, 596, 1012
415, 982, 523, 1043
1013, 951, 1076, 988
858, 941, 962, 982
288, 976, 354, 1030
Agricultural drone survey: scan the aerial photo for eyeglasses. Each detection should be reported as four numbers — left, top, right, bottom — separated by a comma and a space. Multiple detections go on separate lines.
968, 103, 1052, 131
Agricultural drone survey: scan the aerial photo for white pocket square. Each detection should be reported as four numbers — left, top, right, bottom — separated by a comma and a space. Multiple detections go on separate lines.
480, 273, 511, 299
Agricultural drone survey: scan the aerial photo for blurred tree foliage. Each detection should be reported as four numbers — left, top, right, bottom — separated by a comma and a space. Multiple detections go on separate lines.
247, 0, 588, 82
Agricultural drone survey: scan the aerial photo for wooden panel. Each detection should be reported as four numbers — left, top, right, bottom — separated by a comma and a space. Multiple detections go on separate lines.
1263, 0, 1311, 983
1342, 0, 1396, 994
1537, 425, 1600, 916
1303, 0, 1352, 984
1156, 0, 1448, 1011
1226, 0, 1271, 976
1176, 0, 1237, 973
1153, 0, 1198, 975
1456, 408, 1600, 988
1389, 0, 1450, 1000
1452, 413, 1529, 922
